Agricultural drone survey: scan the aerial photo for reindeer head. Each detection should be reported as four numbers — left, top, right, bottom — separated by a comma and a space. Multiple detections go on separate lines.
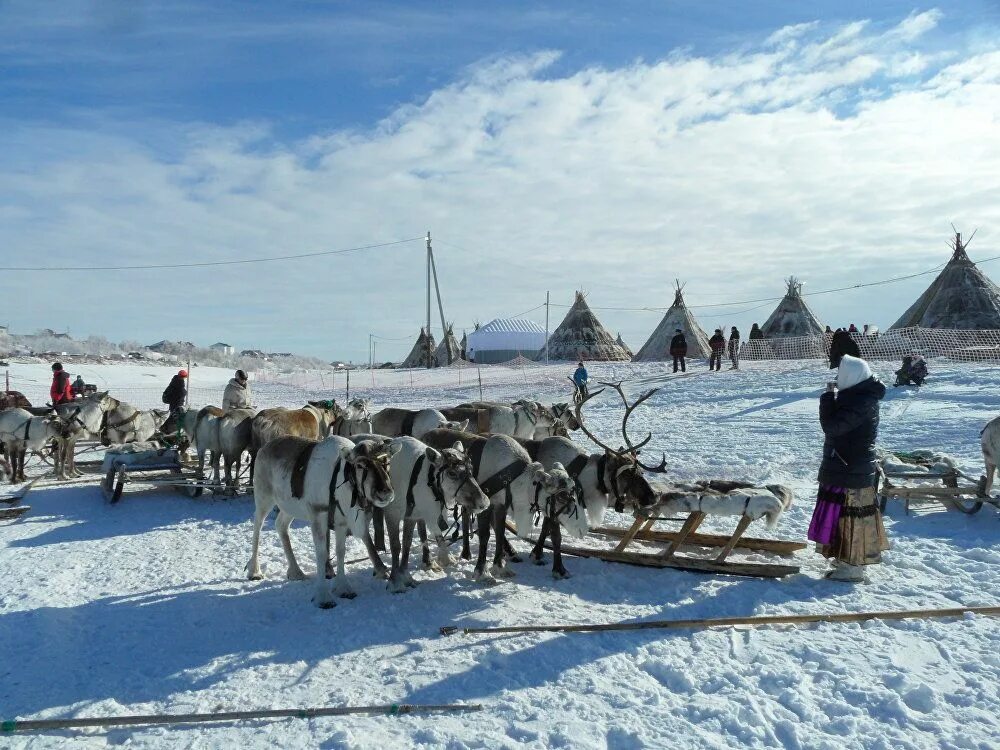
574, 382, 667, 515
530, 462, 589, 538
347, 438, 398, 510
345, 398, 372, 421
442, 418, 470, 432
551, 402, 581, 432
428, 442, 489, 514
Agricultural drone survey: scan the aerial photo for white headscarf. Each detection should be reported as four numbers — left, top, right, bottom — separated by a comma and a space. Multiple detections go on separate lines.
837, 354, 872, 390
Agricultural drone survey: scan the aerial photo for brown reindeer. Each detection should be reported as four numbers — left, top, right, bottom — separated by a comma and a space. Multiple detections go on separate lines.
248, 401, 343, 481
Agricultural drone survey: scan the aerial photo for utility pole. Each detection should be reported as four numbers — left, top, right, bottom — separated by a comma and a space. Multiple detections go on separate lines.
544, 291, 550, 365
426, 232, 433, 369
369, 334, 373, 370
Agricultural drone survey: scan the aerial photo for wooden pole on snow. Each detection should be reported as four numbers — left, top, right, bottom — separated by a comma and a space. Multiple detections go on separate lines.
439, 605, 1000, 637
1, 703, 483, 735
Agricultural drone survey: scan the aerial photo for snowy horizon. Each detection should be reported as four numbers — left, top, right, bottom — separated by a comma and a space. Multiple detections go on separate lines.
2, 2, 1000, 361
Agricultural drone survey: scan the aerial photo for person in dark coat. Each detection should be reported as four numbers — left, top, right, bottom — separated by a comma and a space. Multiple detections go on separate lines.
727, 326, 740, 370
161, 370, 188, 436
669, 329, 687, 373
748, 323, 764, 340
71, 375, 86, 396
50, 362, 73, 405
708, 329, 725, 371
807, 353, 889, 582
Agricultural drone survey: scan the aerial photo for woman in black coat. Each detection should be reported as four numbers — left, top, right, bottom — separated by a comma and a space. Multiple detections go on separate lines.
808, 339, 889, 582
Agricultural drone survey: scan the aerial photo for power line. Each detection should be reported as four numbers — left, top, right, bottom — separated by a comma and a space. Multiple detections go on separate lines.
545, 253, 999, 313
5, 236, 425, 272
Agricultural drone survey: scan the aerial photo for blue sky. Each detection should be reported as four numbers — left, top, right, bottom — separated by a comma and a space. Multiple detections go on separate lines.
2, 1, 1000, 360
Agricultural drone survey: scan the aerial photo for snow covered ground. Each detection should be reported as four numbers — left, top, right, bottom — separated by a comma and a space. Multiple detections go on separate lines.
1, 359, 999, 748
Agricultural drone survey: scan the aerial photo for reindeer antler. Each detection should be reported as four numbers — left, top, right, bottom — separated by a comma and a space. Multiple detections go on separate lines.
597, 380, 668, 473
573, 387, 625, 457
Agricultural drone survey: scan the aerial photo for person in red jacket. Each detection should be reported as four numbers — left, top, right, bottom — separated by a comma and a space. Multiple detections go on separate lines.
50, 362, 74, 404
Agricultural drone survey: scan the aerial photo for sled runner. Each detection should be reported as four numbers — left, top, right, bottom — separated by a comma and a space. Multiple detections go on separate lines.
877, 451, 997, 515
100, 445, 251, 504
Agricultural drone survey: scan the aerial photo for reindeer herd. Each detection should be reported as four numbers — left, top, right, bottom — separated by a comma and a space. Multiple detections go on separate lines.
0, 384, 678, 607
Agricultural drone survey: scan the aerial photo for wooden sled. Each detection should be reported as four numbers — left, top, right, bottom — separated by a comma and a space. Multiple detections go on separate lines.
553, 512, 804, 578
877, 468, 997, 515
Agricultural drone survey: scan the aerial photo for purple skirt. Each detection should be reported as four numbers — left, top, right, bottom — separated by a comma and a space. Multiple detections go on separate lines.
808, 485, 847, 546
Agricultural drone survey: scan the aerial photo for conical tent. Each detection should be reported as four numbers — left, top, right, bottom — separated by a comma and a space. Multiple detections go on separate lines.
633, 282, 711, 360
890, 233, 1000, 330
435, 325, 464, 366
760, 277, 824, 338
399, 328, 437, 369
540, 291, 631, 361
615, 333, 633, 358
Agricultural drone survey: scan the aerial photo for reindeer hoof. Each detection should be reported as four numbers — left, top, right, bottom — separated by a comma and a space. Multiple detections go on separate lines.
338, 590, 357, 600
552, 569, 571, 580
491, 564, 516, 579
532, 555, 546, 566
247, 572, 263, 581
507, 554, 523, 564
286, 569, 306, 581
315, 599, 336, 610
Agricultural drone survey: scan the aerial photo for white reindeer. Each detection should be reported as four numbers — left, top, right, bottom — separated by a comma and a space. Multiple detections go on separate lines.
370, 407, 469, 439
53, 392, 116, 478
364, 436, 490, 592
0, 408, 67, 483
247, 436, 398, 608
331, 398, 374, 437
102, 397, 169, 445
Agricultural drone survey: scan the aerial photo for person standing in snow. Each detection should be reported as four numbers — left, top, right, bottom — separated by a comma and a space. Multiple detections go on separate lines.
807, 336, 889, 582
223, 369, 252, 409
728, 326, 740, 370
50, 362, 74, 405
161, 369, 188, 436
669, 329, 687, 373
708, 329, 725, 371
748, 323, 764, 340
572, 361, 589, 400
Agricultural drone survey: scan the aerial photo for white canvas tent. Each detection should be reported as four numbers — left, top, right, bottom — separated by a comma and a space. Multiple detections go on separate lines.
633, 283, 711, 360
890, 232, 1000, 330
760, 277, 824, 338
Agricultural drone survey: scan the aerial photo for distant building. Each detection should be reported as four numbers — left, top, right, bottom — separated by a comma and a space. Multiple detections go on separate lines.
38, 328, 72, 340
267, 352, 293, 358
241, 349, 268, 359
209, 342, 234, 355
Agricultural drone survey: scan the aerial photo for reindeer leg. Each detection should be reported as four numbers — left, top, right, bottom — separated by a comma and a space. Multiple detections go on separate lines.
332, 523, 356, 599
246, 501, 270, 580
461, 507, 472, 560
417, 520, 434, 570
361, 528, 389, 579
310, 510, 335, 609
386, 515, 407, 593
472, 508, 492, 581
491, 506, 516, 578
275, 510, 306, 580
551, 519, 569, 579
531, 517, 551, 565
400, 519, 418, 587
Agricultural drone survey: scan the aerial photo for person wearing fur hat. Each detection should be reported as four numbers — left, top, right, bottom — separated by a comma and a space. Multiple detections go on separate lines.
807, 346, 889, 582
223, 369, 252, 410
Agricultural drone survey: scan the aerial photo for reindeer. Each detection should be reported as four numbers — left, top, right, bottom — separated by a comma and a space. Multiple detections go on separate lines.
218, 408, 254, 490
982, 416, 1000, 496
53, 392, 116, 478
247, 436, 398, 608
362, 436, 490, 592
101, 397, 169, 445
0, 408, 68, 483
331, 398, 374, 437
457, 400, 577, 439
440, 401, 542, 439
519, 382, 668, 575
248, 401, 343, 481
371, 407, 469, 439
421, 428, 589, 581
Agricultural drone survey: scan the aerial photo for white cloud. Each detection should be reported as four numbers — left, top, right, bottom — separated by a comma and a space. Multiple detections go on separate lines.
2, 11, 999, 360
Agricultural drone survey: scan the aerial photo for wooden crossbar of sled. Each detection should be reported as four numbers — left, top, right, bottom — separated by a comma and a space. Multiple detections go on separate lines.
877, 468, 998, 515
522, 512, 804, 579
100, 450, 252, 504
